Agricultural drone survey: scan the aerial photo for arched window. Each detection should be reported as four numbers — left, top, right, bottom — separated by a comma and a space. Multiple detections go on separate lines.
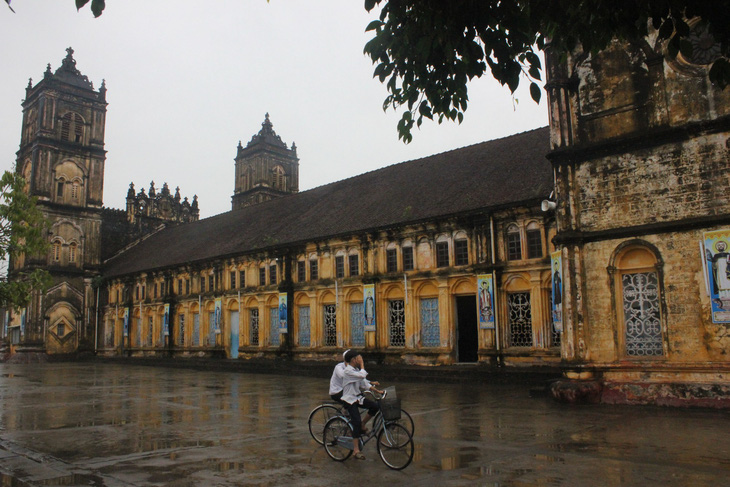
506, 224, 522, 261
69, 243, 77, 263
612, 244, 664, 357
526, 222, 543, 259
52, 240, 62, 262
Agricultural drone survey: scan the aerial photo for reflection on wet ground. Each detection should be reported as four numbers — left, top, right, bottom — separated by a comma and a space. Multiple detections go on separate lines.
0, 363, 728, 486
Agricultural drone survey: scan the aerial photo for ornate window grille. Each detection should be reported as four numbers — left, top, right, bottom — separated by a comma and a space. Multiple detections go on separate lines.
148, 316, 153, 346
178, 314, 185, 346
324, 304, 337, 346
389, 300, 405, 347
192, 313, 200, 346
250, 308, 259, 346
270, 307, 280, 346
350, 303, 365, 347
508, 292, 532, 347
420, 298, 440, 347
298, 306, 311, 347
622, 272, 663, 356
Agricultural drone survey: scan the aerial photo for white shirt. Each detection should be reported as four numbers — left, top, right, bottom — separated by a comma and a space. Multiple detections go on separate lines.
341, 364, 369, 405
329, 362, 347, 395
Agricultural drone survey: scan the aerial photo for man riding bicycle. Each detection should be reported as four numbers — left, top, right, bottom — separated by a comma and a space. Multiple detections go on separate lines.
341, 350, 383, 460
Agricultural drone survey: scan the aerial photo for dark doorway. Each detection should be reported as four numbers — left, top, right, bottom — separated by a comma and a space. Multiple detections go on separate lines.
456, 295, 478, 362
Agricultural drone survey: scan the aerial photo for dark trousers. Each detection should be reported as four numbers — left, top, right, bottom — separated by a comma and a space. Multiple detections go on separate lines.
345, 398, 378, 438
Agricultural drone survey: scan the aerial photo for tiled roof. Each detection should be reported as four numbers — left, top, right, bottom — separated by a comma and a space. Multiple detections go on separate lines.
104, 127, 551, 278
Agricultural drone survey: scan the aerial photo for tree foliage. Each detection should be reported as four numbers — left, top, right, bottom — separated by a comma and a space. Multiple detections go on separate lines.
0, 172, 51, 310
364, 1, 730, 141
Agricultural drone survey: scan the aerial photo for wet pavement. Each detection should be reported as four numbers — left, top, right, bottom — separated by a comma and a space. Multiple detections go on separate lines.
0, 363, 728, 486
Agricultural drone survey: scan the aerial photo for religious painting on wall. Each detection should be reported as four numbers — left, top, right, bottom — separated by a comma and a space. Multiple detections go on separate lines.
703, 229, 730, 324
123, 308, 129, 338
20, 308, 26, 337
214, 298, 222, 333
551, 250, 563, 332
363, 284, 376, 331
477, 274, 495, 329
163, 303, 170, 336
278, 293, 288, 333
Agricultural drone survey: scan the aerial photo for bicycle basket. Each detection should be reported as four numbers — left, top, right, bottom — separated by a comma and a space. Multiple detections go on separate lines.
379, 396, 401, 421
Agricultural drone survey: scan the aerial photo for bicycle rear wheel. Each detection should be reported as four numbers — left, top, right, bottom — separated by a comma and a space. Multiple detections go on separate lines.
323, 416, 354, 461
377, 423, 413, 470
308, 404, 340, 445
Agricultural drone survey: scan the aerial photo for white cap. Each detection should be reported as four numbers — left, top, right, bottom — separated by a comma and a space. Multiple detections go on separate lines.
342, 349, 350, 360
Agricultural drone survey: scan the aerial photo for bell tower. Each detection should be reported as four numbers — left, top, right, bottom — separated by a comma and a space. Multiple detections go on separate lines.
11, 48, 107, 354
232, 113, 299, 210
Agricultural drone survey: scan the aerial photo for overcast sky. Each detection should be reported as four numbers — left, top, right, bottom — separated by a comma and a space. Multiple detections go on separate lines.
1, 1, 548, 219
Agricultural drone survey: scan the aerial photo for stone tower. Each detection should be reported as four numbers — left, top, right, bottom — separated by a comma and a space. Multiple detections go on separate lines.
232, 113, 299, 210
10, 48, 107, 354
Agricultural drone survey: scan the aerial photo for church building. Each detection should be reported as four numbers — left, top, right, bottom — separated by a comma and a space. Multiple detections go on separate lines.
7, 35, 730, 408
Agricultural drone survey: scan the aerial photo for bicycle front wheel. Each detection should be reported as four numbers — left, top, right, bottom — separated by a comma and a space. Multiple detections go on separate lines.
397, 408, 415, 436
323, 416, 354, 461
377, 422, 414, 470
308, 404, 340, 445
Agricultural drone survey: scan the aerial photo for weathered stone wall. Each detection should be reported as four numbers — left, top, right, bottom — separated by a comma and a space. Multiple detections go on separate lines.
575, 133, 730, 232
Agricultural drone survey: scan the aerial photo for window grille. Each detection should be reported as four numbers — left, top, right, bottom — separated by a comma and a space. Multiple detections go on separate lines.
349, 255, 359, 276
178, 279, 183, 294
71, 182, 79, 200
208, 311, 216, 346
297, 261, 306, 282
178, 315, 185, 346
436, 242, 449, 267
508, 292, 532, 347
250, 308, 259, 345
298, 306, 310, 347
420, 298, 440, 347
58, 323, 65, 337
69, 243, 77, 263
192, 314, 200, 346
350, 303, 365, 347
136, 318, 142, 347
386, 249, 397, 273
324, 304, 337, 346
507, 228, 522, 260
310, 260, 319, 280
259, 267, 266, 286
200, 277, 205, 293
402, 247, 414, 271
270, 307, 280, 346
240, 271, 245, 288
148, 316, 153, 347
623, 272, 663, 356
335, 256, 345, 278
208, 275, 214, 292
389, 300, 405, 347
52, 241, 61, 262
230, 272, 236, 289
526, 229, 543, 259
454, 239, 469, 266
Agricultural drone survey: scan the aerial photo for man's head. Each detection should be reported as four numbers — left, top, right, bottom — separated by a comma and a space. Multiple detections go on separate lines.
342, 349, 350, 362
344, 349, 360, 364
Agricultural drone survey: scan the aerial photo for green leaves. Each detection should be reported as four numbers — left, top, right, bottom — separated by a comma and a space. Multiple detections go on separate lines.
364, 0, 730, 142
75, 0, 105, 17
0, 171, 50, 310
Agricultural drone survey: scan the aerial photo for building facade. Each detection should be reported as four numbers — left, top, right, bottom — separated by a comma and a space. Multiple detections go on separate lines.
546, 26, 730, 406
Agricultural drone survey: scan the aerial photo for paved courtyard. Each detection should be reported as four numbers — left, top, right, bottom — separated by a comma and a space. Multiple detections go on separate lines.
0, 362, 727, 486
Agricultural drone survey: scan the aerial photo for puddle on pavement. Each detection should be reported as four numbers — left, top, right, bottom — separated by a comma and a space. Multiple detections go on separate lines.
0, 473, 104, 487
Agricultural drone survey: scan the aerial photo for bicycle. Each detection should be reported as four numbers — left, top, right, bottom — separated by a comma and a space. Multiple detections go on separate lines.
322, 391, 414, 470
308, 390, 414, 445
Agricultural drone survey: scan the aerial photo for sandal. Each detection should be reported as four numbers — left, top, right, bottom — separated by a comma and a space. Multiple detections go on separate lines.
354, 452, 366, 460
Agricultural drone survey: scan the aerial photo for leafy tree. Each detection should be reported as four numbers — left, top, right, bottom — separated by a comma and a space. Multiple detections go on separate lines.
0, 171, 51, 310
363, 1, 730, 141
